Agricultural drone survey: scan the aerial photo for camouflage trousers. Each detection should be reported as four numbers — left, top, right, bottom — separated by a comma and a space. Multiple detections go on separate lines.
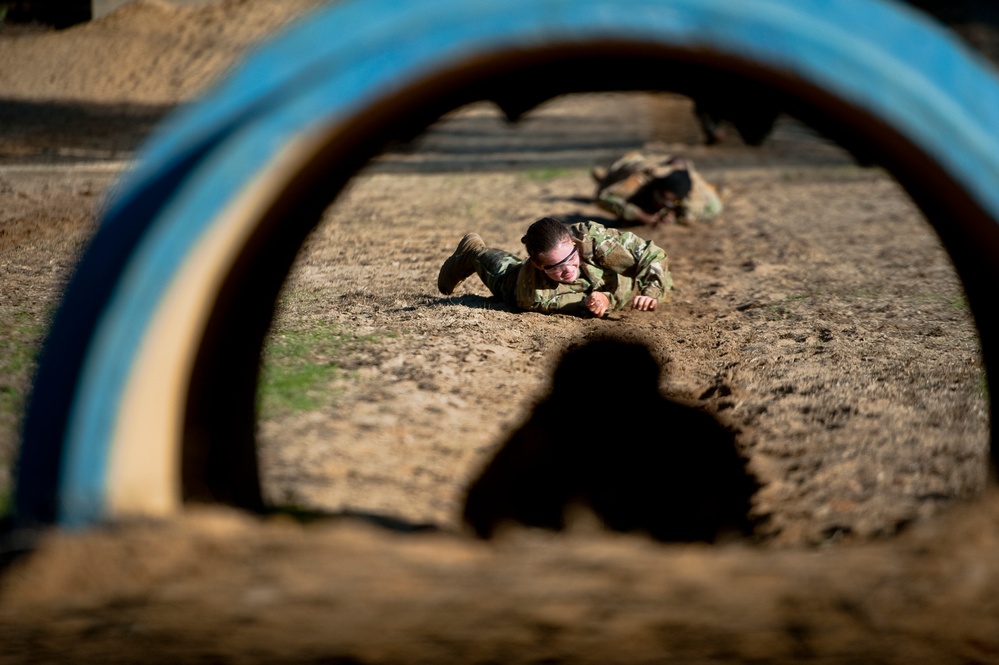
475, 248, 525, 306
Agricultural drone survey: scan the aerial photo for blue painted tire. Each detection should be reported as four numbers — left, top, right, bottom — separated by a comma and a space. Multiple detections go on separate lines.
15, 0, 999, 528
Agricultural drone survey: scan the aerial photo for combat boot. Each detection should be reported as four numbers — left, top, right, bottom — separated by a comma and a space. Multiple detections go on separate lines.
590, 165, 608, 184
438, 233, 486, 294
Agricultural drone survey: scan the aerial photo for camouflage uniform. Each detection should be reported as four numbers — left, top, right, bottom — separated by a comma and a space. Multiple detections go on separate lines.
594, 150, 723, 225
474, 220, 672, 316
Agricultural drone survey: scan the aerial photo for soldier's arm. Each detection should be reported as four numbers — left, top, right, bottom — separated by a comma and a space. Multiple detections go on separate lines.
596, 191, 652, 224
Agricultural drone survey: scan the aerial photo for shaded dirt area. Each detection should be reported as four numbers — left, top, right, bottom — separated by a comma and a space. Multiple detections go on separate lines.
0, 1, 997, 663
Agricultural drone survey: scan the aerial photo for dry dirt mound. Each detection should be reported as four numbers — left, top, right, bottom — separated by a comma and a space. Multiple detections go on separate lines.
0, 0, 328, 103
0, 1, 997, 663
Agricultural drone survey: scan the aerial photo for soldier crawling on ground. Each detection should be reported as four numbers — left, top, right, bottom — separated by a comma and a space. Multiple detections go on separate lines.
590, 150, 723, 227
437, 216, 671, 318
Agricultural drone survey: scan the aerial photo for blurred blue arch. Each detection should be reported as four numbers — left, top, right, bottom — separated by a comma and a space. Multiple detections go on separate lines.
14, 0, 999, 528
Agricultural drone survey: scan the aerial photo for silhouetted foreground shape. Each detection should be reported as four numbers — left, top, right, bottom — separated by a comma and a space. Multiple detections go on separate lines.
463, 336, 760, 543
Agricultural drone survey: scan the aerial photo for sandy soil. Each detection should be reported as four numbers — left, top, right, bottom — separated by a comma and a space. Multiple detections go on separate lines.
0, 1, 997, 663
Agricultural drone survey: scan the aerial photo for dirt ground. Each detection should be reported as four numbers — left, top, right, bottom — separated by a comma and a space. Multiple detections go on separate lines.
1, 1, 998, 663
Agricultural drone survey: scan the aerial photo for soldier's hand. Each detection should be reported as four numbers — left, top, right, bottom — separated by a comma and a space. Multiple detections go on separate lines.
585, 291, 610, 317
631, 295, 658, 311
635, 210, 660, 226
655, 209, 677, 226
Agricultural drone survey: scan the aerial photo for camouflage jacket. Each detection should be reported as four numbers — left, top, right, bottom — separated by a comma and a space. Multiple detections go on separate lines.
594, 151, 722, 224
514, 221, 672, 314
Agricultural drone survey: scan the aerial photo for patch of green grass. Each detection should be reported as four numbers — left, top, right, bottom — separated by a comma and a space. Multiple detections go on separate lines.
522, 168, 573, 181
949, 295, 970, 311
258, 326, 378, 418
0, 313, 45, 426
0, 310, 47, 522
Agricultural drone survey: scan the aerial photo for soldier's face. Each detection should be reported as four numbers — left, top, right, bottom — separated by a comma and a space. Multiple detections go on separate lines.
534, 239, 580, 283
654, 189, 679, 208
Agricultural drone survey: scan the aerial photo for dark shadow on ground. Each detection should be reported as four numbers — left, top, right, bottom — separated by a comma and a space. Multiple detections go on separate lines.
433, 294, 517, 311
554, 211, 650, 229
462, 335, 761, 543
0, 100, 171, 165
0, 96, 858, 176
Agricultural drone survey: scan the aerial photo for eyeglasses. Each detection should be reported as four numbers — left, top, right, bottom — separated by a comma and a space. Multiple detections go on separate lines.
653, 191, 678, 209
542, 244, 578, 272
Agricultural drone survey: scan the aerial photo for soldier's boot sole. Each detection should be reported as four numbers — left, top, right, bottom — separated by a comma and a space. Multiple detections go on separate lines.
438, 232, 486, 295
